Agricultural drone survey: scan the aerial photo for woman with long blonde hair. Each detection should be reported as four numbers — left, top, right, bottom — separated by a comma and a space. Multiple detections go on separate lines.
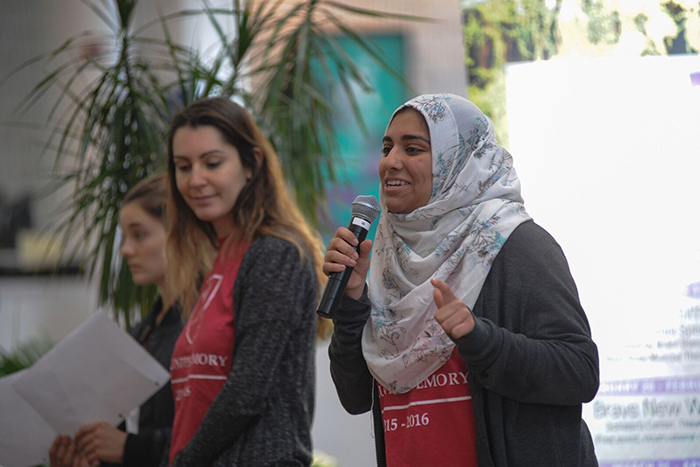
165, 97, 325, 467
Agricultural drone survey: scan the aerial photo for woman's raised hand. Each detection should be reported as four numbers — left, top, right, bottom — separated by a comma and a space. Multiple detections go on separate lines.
431, 279, 475, 339
322, 227, 373, 300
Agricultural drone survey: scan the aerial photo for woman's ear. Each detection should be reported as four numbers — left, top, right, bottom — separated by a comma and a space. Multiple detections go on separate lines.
247, 148, 263, 181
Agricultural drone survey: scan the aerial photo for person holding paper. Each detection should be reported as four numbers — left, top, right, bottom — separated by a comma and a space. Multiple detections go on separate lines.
324, 94, 600, 466
165, 97, 324, 466
50, 173, 182, 467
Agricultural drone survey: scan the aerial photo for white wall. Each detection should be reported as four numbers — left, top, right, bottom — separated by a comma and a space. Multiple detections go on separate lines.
0, 276, 96, 352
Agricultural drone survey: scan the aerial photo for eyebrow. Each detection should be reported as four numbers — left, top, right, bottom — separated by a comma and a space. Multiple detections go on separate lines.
382, 134, 431, 144
173, 149, 224, 160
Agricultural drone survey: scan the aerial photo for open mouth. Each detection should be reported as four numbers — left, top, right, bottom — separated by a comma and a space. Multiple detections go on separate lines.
384, 179, 410, 192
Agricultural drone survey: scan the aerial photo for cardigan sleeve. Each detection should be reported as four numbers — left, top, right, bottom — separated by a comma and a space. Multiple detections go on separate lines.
454, 235, 600, 406
171, 237, 316, 467
328, 286, 375, 415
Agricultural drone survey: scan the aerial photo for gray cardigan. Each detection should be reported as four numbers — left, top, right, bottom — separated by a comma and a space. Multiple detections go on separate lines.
329, 220, 600, 466
171, 235, 318, 467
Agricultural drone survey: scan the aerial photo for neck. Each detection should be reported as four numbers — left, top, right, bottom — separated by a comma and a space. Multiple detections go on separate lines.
212, 216, 236, 239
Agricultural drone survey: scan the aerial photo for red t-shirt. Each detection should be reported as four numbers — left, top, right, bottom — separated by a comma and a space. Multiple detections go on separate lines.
379, 349, 478, 467
169, 241, 249, 464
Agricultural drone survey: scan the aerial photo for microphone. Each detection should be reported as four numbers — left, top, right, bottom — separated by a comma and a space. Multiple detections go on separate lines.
317, 195, 381, 319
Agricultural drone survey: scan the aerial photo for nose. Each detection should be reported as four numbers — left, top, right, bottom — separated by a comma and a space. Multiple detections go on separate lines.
384, 147, 404, 170
121, 239, 133, 258
189, 164, 206, 188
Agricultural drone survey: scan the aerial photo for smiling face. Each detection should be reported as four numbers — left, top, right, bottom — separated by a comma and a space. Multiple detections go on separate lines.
379, 108, 433, 214
119, 201, 167, 287
172, 125, 252, 238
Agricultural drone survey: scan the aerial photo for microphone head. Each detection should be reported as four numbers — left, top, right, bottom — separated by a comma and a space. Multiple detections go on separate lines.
352, 195, 381, 223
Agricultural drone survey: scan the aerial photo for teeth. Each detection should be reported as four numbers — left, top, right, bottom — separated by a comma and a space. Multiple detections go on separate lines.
386, 180, 408, 186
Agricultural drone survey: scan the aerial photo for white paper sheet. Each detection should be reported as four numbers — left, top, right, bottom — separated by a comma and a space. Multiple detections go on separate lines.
0, 312, 171, 467
0, 371, 57, 467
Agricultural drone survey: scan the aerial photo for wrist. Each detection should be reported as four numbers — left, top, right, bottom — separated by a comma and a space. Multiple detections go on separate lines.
345, 284, 364, 300
113, 430, 127, 463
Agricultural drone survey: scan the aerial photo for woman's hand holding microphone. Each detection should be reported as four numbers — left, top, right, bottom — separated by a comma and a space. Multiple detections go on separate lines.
322, 227, 373, 300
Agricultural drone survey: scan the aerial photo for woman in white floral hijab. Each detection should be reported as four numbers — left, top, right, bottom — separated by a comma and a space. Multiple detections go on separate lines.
324, 94, 599, 467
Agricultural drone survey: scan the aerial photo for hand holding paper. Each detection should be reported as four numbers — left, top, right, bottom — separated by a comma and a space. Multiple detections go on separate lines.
0, 312, 170, 467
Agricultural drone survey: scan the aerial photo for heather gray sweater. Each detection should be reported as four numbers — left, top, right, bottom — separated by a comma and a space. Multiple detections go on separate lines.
171, 235, 318, 467
329, 220, 600, 466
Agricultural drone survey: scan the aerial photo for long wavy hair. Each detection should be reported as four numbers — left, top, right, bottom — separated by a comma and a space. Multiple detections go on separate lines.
165, 97, 330, 337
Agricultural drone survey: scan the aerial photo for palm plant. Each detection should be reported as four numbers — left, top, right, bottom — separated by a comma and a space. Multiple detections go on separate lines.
7, 0, 414, 327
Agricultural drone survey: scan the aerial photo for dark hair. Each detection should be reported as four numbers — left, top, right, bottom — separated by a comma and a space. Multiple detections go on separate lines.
123, 172, 168, 224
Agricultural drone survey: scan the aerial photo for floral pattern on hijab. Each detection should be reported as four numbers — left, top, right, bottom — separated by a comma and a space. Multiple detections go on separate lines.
362, 94, 531, 394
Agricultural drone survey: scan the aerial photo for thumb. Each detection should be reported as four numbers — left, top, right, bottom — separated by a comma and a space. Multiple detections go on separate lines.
358, 239, 373, 260
431, 278, 458, 307
433, 285, 444, 309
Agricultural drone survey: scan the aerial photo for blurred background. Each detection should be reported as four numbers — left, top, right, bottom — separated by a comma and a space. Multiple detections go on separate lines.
1, 0, 699, 465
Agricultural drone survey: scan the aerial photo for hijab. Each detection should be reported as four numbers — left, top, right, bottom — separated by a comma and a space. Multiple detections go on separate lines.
362, 94, 531, 393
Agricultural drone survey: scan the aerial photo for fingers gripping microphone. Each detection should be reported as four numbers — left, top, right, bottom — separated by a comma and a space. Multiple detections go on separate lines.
317, 195, 381, 319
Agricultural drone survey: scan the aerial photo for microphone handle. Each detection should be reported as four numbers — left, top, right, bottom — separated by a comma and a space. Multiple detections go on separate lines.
316, 218, 370, 319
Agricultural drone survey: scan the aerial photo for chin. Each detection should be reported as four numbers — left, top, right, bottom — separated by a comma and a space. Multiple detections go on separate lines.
191, 209, 221, 223
385, 204, 408, 214
384, 199, 398, 212
132, 277, 148, 286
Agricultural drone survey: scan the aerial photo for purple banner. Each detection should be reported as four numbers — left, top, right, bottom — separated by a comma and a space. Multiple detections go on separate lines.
600, 460, 700, 467
599, 377, 700, 396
